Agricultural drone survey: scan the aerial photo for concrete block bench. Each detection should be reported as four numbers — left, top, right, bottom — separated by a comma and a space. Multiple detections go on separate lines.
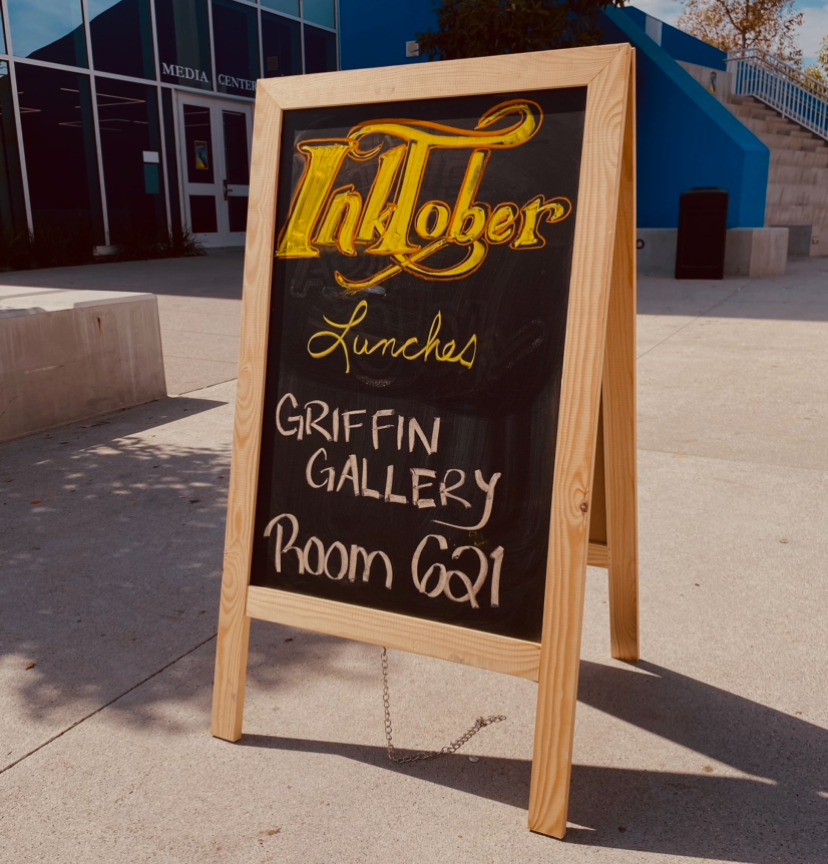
0, 287, 166, 443
637, 227, 790, 277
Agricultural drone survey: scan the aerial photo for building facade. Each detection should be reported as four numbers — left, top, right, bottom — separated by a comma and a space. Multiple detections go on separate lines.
0, 0, 338, 249
0, 1, 780, 254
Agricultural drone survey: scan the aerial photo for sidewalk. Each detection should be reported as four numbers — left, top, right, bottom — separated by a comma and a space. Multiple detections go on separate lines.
0, 256, 826, 863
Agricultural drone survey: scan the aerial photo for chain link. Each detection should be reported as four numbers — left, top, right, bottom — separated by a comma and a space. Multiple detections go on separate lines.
381, 646, 506, 764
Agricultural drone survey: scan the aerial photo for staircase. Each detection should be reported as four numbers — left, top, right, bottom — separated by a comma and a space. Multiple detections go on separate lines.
726, 49, 828, 255
725, 95, 828, 254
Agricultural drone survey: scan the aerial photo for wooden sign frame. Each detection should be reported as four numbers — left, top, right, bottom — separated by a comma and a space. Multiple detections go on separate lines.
212, 44, 638, 840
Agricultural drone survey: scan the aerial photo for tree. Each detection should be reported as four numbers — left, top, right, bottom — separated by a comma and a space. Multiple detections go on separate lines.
677, 0, 803, 66
804, 35, 828, 83
416, 0, 626, 61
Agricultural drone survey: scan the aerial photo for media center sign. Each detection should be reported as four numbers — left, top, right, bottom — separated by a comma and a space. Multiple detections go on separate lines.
162, 63, 210, 84
218, 74, 257, 92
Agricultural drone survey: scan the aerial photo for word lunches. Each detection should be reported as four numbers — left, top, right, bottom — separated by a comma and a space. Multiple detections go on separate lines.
272, 393, 505, 610
307, 300, 477, 374
275, 100, 573, 289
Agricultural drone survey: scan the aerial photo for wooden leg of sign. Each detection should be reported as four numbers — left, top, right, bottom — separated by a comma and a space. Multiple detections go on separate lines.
528, 53, 636, 840
603, 59, 639, 663
211, 87, 282, 742
212, 581, 251, 742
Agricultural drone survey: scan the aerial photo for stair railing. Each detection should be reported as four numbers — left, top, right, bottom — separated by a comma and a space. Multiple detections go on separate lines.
727, 47, 828, 142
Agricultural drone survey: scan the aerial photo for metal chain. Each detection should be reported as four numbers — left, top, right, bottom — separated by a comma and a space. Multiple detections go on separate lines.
381, 646, 506, 764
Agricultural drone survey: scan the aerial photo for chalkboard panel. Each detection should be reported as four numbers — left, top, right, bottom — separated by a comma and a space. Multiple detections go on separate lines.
250, 88, 586, 644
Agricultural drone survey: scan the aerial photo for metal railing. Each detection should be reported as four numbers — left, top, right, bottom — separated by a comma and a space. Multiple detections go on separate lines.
727, 47, 828, 142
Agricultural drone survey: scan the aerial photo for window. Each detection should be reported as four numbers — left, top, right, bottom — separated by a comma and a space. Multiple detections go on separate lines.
212, 0, 259, 97
223, 109, 249, 231
88, 0, 156, 80
261, 0, 298, 16
302, 0, 335, 30
155, 0, 212, 90
304, 24, 336, 74
0, 61, 26, 236
15, 63, 104, 241
182, 103, 214, 184
96, 77, 167, 243
7, 0, 88, 68
261, 11, 301, 78
0, 6, 6, 55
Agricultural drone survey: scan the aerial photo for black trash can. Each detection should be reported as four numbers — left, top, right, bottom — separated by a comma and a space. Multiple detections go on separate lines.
675, 188, 729, 279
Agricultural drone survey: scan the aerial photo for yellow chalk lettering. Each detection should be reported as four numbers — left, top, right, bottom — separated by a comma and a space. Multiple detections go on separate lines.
512, 196, 573, 249
486, 203, 519, 244
356, 144, 406, 246
315, 185, 363, 256
415, 201, 450, 240
276, 141, 353, 258
446, 150, 489, 245
306, 301, 368, 374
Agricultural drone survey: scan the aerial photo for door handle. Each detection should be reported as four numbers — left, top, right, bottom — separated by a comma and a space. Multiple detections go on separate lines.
223, 179, 228, 201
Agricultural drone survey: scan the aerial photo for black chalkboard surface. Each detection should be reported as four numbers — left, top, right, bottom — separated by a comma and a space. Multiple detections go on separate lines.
251, 88, 587, 643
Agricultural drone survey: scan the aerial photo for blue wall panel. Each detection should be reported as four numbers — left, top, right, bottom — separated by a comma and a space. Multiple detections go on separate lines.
602, 7, 768, 228
337, 2, 766, 229
339, 0, 436, 70
622, 7, 727, 70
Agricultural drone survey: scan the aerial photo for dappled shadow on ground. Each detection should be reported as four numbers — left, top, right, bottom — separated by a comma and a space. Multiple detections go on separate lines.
0, 396, 238, 745
241, 660, 828, 863
0, 391, 383, 763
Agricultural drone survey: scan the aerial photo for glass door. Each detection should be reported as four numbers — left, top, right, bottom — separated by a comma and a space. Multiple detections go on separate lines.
176, 94, 253, 246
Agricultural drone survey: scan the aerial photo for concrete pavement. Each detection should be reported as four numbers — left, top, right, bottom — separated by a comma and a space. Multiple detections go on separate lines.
0, 255, 826, 862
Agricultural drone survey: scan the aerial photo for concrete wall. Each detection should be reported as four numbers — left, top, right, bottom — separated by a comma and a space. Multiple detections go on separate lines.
601, 7, 770, 229
678, 61, 733, 105
0, 288, 166, 442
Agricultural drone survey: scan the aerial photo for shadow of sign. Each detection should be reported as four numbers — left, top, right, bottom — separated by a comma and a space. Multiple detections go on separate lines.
240, 659, 827, 862
571, 660, 828, 861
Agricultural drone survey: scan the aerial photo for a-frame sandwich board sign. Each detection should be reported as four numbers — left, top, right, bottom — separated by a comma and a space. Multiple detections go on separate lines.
212, 43, 638, 840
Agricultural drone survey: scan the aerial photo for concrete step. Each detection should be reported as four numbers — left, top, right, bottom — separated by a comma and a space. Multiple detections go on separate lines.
730, 107, 770, 123
770, 164, 828, 185
757, 132, 824, 151
729, 102, 778, 120
771, 148, 828, 168
744, 118, 816, 137
766, 203, 828, 224
726, 95, 828, 144
766, 182, 828, 207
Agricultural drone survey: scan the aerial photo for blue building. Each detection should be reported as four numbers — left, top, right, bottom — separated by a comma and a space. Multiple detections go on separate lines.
2, 0, 822, 262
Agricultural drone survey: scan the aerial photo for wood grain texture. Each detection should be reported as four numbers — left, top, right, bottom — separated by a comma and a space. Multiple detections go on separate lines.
528, 44, 633, 840
587, 543, 610, 569
211, 86, 283, 742
247, 586, 542, 680
603, 58, 640, 663
259, 45, 629, 110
